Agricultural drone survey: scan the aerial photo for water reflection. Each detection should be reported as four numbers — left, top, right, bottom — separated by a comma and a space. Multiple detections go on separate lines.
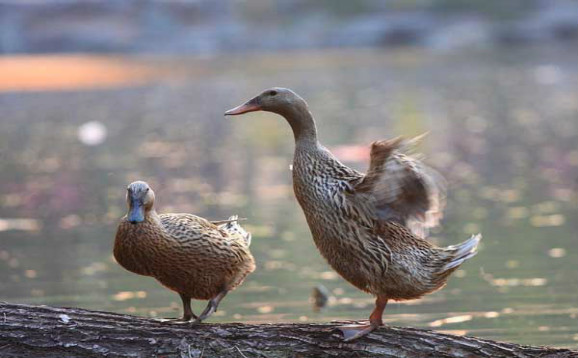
0, 46, 577, 348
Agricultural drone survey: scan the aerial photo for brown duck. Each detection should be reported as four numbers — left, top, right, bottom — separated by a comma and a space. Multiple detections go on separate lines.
226, 88, 481, 341
114, 181, 255, 323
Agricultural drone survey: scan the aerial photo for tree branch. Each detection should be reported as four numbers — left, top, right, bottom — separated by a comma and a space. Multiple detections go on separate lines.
0, 302, 575, 358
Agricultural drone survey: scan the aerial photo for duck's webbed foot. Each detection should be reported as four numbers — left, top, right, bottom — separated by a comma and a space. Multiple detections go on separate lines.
159, 293, 198, 324
158, 314, 198, 324
337, 320, 383, 342
192, 290, 228, 324
338, 296, 388, 342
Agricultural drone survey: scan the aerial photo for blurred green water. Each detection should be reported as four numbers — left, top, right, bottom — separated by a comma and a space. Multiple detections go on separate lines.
0, 45, 576, 348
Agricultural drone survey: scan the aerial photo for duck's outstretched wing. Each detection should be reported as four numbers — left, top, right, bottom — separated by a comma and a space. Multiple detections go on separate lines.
353, 135, 446, 237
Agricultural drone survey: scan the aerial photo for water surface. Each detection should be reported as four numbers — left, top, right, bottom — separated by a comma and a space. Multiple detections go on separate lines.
0, 45, 576, 348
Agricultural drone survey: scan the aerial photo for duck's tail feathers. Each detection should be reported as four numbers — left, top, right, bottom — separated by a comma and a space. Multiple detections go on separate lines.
217, 215, 252, 247
442, 233, 482, 271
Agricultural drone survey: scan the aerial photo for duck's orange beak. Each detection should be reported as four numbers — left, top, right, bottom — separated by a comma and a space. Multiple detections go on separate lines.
225, 98, 261, 116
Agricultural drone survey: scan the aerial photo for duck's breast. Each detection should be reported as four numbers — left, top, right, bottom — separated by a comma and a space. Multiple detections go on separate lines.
114, 219, 160, 277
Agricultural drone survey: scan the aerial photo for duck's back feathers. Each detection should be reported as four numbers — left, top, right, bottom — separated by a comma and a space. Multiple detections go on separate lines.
159, 213, 226, 243
354, 135, 446, 237
158, 213, 252, 259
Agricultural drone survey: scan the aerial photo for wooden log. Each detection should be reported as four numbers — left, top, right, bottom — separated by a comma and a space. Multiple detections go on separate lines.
0, 302, 576, 358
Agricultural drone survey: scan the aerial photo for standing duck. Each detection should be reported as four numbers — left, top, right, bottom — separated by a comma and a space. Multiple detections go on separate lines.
114, 181, 255, 323
225, 88, 481, 341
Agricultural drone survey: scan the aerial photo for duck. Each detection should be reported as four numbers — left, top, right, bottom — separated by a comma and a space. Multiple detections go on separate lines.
225, 88, 481, 341
113, 180, 255, 323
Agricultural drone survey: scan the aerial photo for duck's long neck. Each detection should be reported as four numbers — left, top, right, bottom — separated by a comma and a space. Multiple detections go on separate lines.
278, 105, 318, 148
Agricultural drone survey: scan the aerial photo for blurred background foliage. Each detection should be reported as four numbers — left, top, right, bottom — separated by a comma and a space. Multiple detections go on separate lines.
0, 0, 576, 349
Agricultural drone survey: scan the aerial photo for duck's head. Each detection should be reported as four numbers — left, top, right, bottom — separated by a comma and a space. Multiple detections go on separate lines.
225, 87, 307, 117
126, 181, 155, 224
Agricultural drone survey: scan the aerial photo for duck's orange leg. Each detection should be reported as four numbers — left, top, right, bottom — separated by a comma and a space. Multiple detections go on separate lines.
160, 293, 198, 323
180, 294, 198, 321
192, 290, 229, 324
338, 296, 388, 342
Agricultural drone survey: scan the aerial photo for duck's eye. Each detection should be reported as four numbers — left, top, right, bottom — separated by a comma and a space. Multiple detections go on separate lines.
145, 188, 150, 193
269, 90, 277, 96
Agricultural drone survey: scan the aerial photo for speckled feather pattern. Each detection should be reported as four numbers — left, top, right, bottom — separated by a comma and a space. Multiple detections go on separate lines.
292, 141, 477, 301
114, 213, 255, 300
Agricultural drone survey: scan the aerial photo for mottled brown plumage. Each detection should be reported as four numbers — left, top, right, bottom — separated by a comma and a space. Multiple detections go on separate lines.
114, 181, 255, 323
226, 88, 481, 341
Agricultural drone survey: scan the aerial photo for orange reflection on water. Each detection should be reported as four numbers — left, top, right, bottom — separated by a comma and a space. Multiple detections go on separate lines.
0, 55, 158, 92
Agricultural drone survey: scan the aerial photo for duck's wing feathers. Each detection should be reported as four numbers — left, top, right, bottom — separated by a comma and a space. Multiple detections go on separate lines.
160, 213, 251, 247
353, 135, 447, 237
160, 213, 228, 242
215, 215, 252, 247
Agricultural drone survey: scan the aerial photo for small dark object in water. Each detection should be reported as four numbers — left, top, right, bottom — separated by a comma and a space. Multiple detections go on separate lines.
311, 285, 331, 312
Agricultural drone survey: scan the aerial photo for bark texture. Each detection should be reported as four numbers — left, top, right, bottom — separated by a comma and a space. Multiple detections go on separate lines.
0, 302, 576, 358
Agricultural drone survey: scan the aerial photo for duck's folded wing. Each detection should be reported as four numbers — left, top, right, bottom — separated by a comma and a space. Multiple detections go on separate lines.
215, 215, 252, 247
353, 135, 446, 237
160, 213, 226, 242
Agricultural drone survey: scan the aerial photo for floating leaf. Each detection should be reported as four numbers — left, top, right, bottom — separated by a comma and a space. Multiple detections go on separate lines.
530, 214, 565, 227
548, 248, 566, 258
483, 311, 500, 318
257, 305, 274, 314
113, 291, 147, 301
429, 314, 473, 327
